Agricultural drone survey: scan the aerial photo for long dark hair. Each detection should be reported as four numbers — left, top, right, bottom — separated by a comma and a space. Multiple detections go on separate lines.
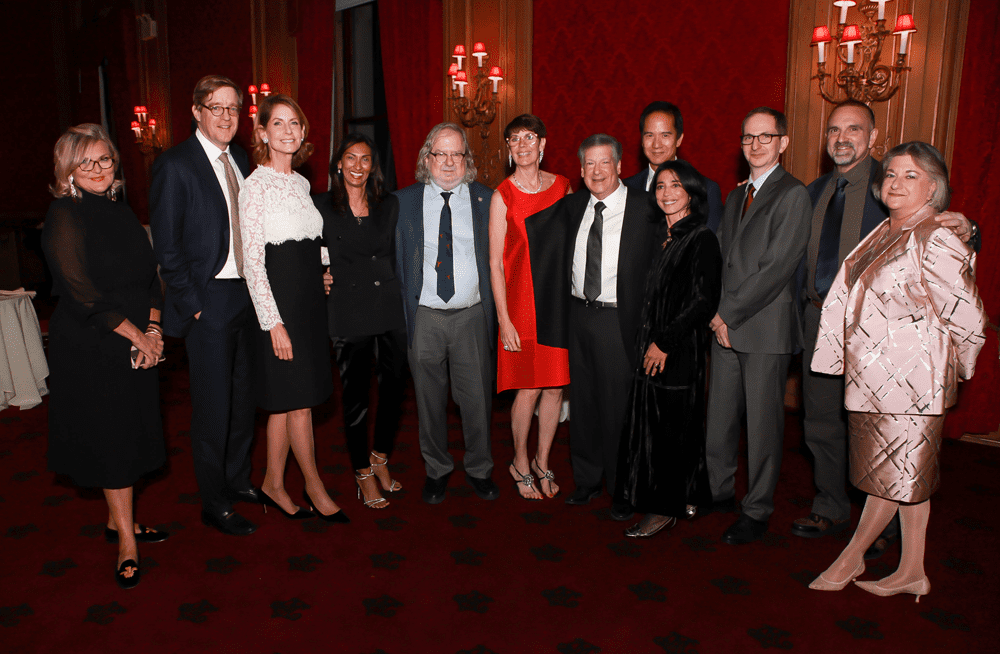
330, 133, 385, 212
649, 160, 708, 224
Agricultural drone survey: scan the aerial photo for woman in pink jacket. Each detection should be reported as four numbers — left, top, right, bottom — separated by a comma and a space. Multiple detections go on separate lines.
808, 142, 986, 602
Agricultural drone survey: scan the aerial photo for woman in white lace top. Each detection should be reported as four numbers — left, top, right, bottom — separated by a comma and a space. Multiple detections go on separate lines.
239, 95, 345, 523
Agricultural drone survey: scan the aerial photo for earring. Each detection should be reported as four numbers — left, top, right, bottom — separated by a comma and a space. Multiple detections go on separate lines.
539, 151, 544, 164
508, 154, 513, 167
68, 175, 78, 199
337, 169, 342, 175
262, 137, 269, 144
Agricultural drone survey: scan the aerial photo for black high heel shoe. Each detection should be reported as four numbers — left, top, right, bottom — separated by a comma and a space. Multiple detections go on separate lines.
303, 490, 350, 524
260, 489, 314, 520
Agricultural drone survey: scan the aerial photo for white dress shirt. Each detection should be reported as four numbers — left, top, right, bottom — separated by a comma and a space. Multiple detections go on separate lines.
195, 128, 244, 279
419, 181, 481, 309
748, 162, 780, 193
572, 180, 627, 303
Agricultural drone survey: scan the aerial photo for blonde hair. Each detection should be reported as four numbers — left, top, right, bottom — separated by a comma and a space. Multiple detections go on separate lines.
415, 123, 477, 185
50, 123, 122, 200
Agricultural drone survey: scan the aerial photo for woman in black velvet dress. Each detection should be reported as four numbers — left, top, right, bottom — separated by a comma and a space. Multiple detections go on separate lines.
316, 133, 407, 510
42, 124, 167, 589
613, 159, 722, 538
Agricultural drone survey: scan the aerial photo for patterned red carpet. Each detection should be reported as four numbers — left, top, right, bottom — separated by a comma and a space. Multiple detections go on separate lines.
2, 342, 998, 653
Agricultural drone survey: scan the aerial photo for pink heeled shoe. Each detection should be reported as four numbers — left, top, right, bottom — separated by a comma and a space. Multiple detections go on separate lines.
855, 576, 931, 602
808, 561, 865, 591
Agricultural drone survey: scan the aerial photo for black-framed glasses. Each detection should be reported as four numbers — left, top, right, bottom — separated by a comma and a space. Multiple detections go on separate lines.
506, 133, 538, 145
428, 151, 466, 163
741, 133, 782, 145
201, 104, 241, 117
78, 155, 115, 172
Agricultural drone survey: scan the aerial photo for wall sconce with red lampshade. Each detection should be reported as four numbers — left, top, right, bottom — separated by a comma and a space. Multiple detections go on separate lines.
445, 41, 503, 131
809, 0, 917, 104
247, 83, 271, 125
131, 105, 162, 154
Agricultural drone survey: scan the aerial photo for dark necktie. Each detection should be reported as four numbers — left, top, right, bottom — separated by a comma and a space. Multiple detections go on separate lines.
437, 191, 455, 302
584, 201, 605, 302
741, 183, 756, 221
814, 177, 848, 298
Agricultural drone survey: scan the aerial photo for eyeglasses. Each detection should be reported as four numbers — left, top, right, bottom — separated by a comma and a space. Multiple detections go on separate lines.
506, 133, 538, 145
428, 151, 466, 163
741, 133, 782, 145
78, 155, 115, 172
201, 104, 241, 117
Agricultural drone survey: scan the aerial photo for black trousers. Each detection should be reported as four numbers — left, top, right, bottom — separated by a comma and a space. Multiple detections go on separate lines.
333, 328, 408, 471
184, 279, 257, 514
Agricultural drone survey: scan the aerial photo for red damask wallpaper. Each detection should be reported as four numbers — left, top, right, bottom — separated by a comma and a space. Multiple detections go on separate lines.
532, 0, 792, 197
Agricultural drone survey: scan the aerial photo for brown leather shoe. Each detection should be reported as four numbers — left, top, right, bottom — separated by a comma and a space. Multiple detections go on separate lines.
791, 513, 849, 539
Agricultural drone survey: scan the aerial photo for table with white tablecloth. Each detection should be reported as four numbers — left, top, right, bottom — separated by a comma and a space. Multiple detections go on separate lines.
0, 290, 48, 411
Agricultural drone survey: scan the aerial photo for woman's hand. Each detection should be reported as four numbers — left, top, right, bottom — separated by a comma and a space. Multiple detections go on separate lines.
499, 319, 521, 353
132, 331, 163, 369
270, 323, 293, 360
643, 343, 667, 376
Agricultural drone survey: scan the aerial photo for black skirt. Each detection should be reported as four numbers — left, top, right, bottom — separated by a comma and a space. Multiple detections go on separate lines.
255, 237, 333, 412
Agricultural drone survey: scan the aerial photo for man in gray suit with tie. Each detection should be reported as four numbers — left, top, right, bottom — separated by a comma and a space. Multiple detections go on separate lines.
394, 123, 498, 504
705, 107, 812, 544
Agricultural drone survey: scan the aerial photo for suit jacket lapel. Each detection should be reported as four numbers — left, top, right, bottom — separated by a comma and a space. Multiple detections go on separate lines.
734, 165, 786, 239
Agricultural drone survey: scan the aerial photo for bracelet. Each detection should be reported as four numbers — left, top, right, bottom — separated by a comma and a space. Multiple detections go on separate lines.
148, 319, 161, 326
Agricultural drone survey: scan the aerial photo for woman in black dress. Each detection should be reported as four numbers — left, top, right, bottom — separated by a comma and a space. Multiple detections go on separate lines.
42, 124, 167, 589
316, 134, 407, 509
613, 160, 722, 538
240, 95, 344, 522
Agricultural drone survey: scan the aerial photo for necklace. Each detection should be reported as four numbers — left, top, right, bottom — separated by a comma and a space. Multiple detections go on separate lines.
511, 172, 543, 194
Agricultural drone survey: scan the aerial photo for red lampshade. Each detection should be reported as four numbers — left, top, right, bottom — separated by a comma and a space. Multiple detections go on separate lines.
141, 106, 148, 113
260, 83, 270, 92
133, 105, 141, 114
131, 121, 140, 128
453, 45, 466, 56
841, 24, 862, 43
248, 85, 258, 94
489, 66, 503, 78
148, 119, 156, 126
811, 26, 832, 44
472, 42, 486, 54
249, 106, 258, 115
893, 14, 917, 33
448, 63, 459, 76
455, 71, 468, 82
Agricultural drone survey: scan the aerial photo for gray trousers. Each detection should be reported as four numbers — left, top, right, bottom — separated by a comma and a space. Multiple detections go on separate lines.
705, 341, 792, 522
408, 304, 494, 479
801, 301, 851, 521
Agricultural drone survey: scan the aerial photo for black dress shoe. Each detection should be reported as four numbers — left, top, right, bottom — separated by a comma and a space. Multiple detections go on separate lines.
115, 558, 141, 590
422, 474, 450, 504
565, 485, 602, 505
791, 513, 849, 539
200, 509, 258, 536
227, 486, 263, 505
610, 501, 635, 521
465, 473, 500, 500
864, 531, 899, 560
721, 513, 768, 545
105, 525, 170, 544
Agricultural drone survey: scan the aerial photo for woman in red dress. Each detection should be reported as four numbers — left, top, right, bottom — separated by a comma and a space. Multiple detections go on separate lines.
489, 114, 571, 500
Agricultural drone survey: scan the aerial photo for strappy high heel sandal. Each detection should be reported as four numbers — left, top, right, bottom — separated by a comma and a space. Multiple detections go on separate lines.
531, 458, 561, 499
370, 451, 402, 493
510, 462, 541, 501
356, 469, 389, 509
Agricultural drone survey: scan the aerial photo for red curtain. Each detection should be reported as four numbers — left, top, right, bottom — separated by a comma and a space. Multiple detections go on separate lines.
378, 0, 444, 189
944, 2, 1000, 437
532, 0, 791, 197
296, 0, 336, 193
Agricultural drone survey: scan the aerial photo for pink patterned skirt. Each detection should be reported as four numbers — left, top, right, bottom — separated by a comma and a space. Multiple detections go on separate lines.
848, 412, 945, 503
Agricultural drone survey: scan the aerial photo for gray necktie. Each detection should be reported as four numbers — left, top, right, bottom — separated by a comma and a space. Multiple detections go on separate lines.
219, 152, 244, 277
584, 201, 605, 302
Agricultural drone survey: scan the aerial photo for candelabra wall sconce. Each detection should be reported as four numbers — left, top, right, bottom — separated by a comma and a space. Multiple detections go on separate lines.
446, 42, 504, 183
810, 0, 917, 104
247, 83, 272, 125
130, 105, 162, 154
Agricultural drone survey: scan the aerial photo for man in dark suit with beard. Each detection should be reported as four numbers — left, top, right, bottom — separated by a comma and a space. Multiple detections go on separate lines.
150, 74, 259, 536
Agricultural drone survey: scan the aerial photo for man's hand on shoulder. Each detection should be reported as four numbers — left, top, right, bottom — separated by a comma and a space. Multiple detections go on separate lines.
935, 211, 973, 242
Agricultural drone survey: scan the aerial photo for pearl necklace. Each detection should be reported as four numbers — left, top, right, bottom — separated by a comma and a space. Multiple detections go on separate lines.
511, 173, 543, 194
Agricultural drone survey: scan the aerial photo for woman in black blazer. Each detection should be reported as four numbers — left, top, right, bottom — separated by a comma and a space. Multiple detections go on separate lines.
316, 133, 407, 509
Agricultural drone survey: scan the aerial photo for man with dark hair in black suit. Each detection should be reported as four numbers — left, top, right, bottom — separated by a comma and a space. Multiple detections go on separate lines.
623, 101, 724, 233
150, 74, 260, 536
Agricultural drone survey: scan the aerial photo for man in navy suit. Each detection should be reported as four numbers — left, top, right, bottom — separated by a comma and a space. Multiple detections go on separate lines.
394, 123, 498, 504
150, 75, 259, 536
623, 101, 724, 233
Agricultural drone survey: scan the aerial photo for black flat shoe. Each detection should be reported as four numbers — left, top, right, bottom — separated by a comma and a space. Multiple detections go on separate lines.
303, 491, 350, 523
201, 509, 258, 536
610, 501, 635, 522
721, 513, 768, 545
465, 473, 499, 500
105, 525, 170, 544
422, 474, 450, 504
624, 514, 677, 538
260, 490, 314, 520
565, 485, 601, 506
115, 558, 141, 590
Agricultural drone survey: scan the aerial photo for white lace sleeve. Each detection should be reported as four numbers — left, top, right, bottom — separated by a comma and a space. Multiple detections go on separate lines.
239, 172, 283, 330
